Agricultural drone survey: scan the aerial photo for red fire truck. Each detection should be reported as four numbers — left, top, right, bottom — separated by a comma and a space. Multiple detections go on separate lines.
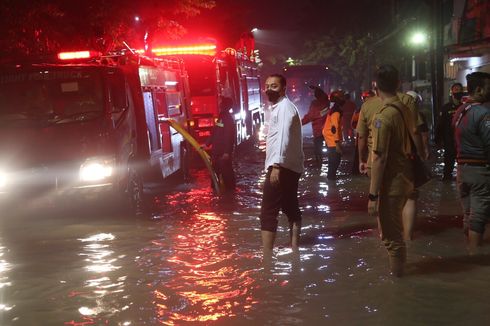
0, 49, 192, 213
147, 41, 263, 146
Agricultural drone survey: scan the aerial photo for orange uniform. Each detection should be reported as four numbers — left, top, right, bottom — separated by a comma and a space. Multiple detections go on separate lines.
322, 109, 343, 148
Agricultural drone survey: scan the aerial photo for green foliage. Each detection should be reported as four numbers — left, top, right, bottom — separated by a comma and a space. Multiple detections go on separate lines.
300, 32, 371, 91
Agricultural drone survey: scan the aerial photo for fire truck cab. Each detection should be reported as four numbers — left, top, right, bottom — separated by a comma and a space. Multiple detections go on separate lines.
151, 42, 263, 146
0, 50, 191, 213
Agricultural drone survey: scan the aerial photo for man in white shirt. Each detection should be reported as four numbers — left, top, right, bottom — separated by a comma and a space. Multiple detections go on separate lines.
260, 74, 304, 254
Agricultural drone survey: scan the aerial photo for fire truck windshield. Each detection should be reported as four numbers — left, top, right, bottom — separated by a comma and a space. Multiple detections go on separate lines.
0, 68, 104, 125
185, 59, 217, 97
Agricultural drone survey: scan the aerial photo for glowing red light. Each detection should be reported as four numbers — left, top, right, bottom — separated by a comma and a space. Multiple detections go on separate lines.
151, 44, 217, 56
197, 118, 215, 128
198, 130, 212, 137
57, 51, 99, 60
224, 48, 237, 56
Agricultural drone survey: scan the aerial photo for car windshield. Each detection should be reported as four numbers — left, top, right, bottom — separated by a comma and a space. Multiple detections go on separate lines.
0, 68, 104, 125
185, 59, 217, 97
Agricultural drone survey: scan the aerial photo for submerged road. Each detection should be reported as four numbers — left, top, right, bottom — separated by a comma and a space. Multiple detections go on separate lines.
0, 137, 489, 325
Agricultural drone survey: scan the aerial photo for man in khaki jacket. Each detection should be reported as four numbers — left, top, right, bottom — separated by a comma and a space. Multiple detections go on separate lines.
367, 65, 414, 277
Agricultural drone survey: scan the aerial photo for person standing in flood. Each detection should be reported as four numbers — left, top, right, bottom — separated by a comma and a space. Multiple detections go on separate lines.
302, 86, 329, 167
367, 65, 414, 277
342, 92, 357, 142
351, 90, 375, 175
323, 90, 344, 180
436, 82, 464, 181
205, 96, 236, 191
452, 72, 490, 255
260, 74, 304, 254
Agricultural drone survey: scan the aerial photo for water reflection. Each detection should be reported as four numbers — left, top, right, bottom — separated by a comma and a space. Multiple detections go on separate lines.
0, 242, 13, 315
67, 233, 129, 324
147, 211, 257, 324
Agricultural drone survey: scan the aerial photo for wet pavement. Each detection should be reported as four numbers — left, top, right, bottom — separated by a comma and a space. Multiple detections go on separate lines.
1, 136, 490, 325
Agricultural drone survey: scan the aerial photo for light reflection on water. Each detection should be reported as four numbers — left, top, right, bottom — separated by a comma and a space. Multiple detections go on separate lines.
144, 211, 258, 324
69, 232, 129, 324
0, 242, 13, 313
1, 142, 490, 324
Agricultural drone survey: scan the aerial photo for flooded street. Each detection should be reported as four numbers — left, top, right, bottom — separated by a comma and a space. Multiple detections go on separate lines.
1, 137, 490, 326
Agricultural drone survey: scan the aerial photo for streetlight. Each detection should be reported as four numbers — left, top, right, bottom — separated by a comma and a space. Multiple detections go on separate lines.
410, 31, 428, 46
408, 30, 429, 80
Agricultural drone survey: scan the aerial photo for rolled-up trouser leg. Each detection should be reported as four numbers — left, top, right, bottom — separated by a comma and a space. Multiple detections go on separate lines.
260, 168, 301, 232
280, 168, 302, 225
459, 165, 490, 234
378, 194, 408, 260
457, 166, 471, 233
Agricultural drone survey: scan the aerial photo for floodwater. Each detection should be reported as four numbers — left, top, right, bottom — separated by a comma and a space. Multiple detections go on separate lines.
1, 138, 490, 326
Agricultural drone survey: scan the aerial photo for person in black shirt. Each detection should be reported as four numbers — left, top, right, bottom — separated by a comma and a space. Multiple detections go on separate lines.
436, 83, 464, 180
206, 97, 236, 191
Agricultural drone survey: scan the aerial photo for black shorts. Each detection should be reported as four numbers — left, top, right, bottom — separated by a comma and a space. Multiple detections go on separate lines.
260, 167, 302, 232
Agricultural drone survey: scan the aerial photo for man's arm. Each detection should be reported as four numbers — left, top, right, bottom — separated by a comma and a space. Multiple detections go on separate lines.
357, 109, 369, 173
368, 150, 387, 216
479, 110, 490, 163
270, 105, 295, 185
332, 112, 342, 153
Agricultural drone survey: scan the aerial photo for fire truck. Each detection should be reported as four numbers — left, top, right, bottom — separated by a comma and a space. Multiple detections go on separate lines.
147, 41, 263, 146
0, 49, 193, 213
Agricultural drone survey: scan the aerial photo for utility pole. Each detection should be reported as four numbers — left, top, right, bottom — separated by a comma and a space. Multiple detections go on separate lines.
430, 0, 444, 132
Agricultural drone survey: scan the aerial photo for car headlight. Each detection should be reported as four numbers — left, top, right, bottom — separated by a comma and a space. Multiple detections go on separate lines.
79, 158, 114, 182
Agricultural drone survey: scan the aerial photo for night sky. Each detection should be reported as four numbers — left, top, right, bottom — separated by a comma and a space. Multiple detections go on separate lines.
185, 0, 428, 62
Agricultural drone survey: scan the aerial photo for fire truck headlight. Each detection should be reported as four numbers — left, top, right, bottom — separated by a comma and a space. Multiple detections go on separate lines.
79, 158, 114, 182
0, 170, 8, 188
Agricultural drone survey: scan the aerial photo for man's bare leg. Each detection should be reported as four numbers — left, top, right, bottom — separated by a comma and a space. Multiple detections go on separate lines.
402, 199, 416, 241
262, 230, 276, 252
289, 221, 301, 251
261, 230, 275, 271
467, 230, 483, 255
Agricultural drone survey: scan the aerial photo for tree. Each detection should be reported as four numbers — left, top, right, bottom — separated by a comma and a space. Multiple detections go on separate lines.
0, 0, 215, 57
300, 32, 371, 92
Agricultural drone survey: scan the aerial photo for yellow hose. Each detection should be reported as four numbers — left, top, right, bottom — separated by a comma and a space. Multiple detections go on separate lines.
160, 118, 220, 195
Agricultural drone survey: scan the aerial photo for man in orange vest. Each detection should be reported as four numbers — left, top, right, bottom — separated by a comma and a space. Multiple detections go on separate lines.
322, 90, 344, 180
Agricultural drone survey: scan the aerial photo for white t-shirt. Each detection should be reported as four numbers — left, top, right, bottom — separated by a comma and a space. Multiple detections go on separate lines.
265, 96, 304, 174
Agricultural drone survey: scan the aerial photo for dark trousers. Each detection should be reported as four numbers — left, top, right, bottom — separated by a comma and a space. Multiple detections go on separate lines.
457, 165, 490, 234
212, 156, 235, 190
313, 136, 325, 164
352, 138, 360, 175
443, 147, 456, 178
260, 167, 301, 232
327, 147, 341, 179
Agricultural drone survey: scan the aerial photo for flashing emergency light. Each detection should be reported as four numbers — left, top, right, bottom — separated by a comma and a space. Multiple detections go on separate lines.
57, 51, 100, 60
151, 44, 217, 56
224, 48, 237, 56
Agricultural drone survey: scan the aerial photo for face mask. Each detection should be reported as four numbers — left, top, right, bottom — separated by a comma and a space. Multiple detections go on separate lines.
265, 90, 281, 103
453, 92, 463, 101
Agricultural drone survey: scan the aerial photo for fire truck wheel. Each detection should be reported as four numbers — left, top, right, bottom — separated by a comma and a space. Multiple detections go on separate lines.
128, 166, 146, 216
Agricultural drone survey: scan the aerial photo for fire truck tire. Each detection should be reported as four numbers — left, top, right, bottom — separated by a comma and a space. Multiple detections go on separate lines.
127, 166, 147, 216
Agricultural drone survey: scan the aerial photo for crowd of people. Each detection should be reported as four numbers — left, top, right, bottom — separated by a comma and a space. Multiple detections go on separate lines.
203, 67, 489, 277
259, 67, 490, 277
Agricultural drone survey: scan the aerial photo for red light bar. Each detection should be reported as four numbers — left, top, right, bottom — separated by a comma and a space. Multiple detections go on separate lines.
57, 51, 100, 60
151, 44, 217, 56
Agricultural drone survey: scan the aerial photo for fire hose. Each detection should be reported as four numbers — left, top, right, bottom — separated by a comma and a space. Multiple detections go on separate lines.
160, 118, 220, 195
